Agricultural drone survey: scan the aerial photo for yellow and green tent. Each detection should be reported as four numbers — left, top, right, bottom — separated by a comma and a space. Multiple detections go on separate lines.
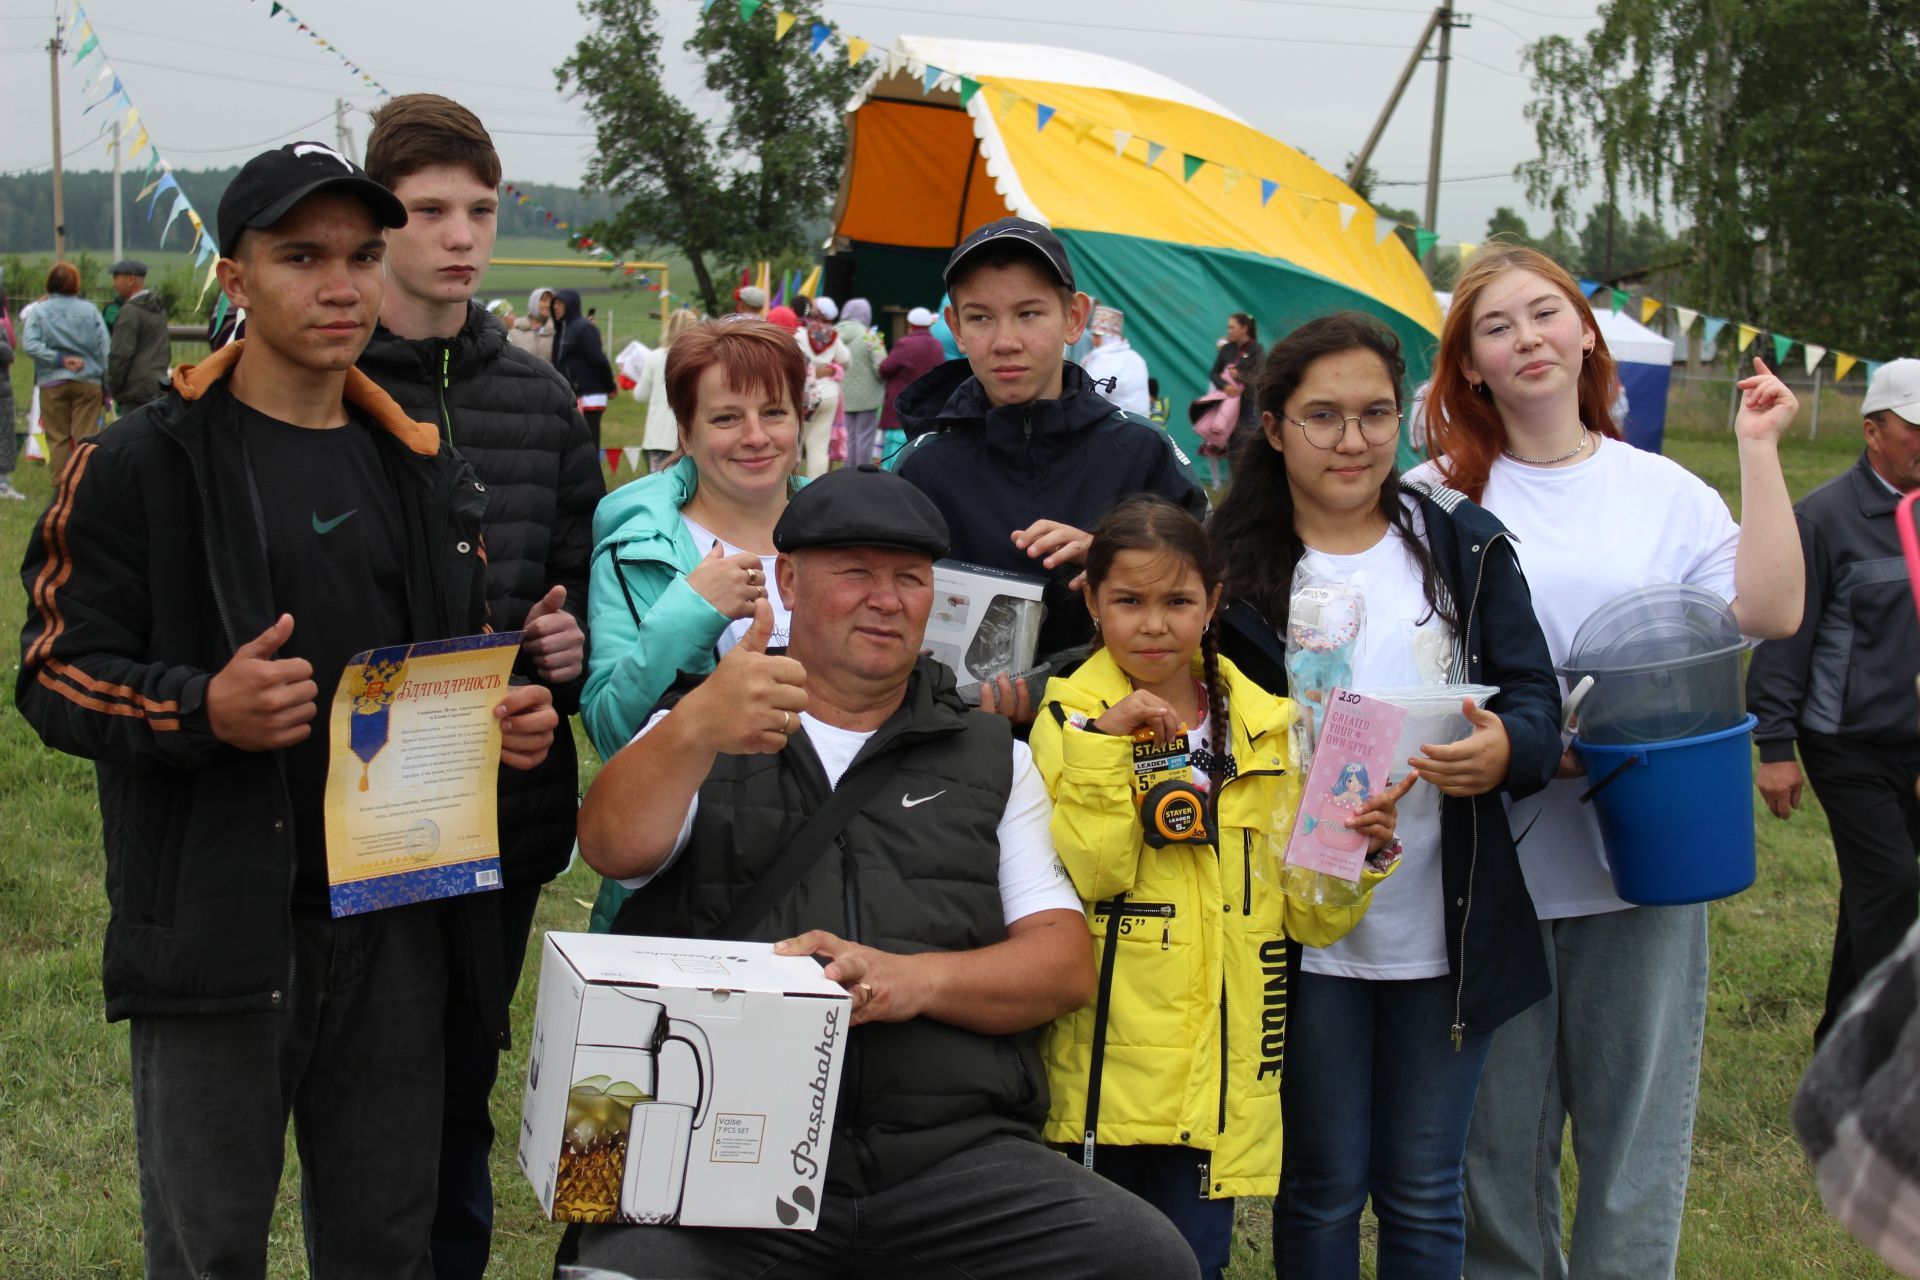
828, 36, 1444, 464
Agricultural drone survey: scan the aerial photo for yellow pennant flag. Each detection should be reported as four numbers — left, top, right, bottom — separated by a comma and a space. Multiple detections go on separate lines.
198, 256, 221, 303
1222, 168, 1241, 196
1456, 241, 1478, 264
1641, 297, 1662, 325
124, 105, 140, 132
1834, 353, 1858, 383
126, 126, 150, 162
1736, 323, 1761, 353
774, 10, 796, 39
1295, 191, 1319, 220
1071, 118, 1093, 146
847, 36, 869, 65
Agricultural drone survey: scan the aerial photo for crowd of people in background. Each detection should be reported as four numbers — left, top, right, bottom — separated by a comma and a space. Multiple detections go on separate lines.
8, 87, 1919, 1280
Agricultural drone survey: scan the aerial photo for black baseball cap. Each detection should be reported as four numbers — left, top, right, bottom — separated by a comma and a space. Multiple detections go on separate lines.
943, 217, 1076, 292
217, 141, 407, 257
773, 465, 951, 559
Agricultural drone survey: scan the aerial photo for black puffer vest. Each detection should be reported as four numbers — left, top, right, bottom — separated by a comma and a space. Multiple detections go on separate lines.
616, 659, 1048, 1194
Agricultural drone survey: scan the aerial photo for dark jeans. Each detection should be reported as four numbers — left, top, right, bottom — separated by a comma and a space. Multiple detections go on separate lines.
131, 902, 449, 1279
1802, 732, 1920, 1043
583, 408, 603, 450
559, 1134, 1201, 1279
1275, 972, 1492, 1280
432, 876, 545, 1278
1093, 1145, 1236, 1280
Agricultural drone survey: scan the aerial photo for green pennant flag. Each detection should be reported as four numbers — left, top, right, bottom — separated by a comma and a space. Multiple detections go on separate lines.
1182, 154, 1204, 183
1414, 228, 1439, 259
270, 1, 283, 14
958, 77, 981, 107
1771, 333, 1794, 366
1610, 289, 1629, 314
740, 0, 764, 17
72, 33, 99, 63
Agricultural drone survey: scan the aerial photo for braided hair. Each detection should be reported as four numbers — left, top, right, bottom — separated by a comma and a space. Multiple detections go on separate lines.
1083, 494, 1231, 786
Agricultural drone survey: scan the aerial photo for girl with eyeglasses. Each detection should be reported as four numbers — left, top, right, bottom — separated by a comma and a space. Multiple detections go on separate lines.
1208, 312, 1563, 1279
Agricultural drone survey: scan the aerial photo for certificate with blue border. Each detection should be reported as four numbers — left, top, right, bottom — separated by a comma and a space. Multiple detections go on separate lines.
324, 632, 522, 917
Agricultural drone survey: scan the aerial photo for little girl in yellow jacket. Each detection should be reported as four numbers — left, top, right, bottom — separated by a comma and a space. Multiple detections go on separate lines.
1030, 495, 1404, 1279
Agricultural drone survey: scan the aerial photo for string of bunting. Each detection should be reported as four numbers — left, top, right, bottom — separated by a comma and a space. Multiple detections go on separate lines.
501, 182, 660, 290
65, 2, 219, 301
698, 0, 1885, 381
248, 0, 392, 98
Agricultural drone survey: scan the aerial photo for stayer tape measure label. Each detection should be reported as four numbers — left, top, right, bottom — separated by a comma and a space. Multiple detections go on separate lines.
1132, 729, 1212, 847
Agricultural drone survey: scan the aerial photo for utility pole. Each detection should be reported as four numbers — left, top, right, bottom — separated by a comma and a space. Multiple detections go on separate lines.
1424, 5, 1466, 240
1347, 7, 1445, 192
335, 98, 357, 164
48, 19, 66, 258
111, 117, 124, 263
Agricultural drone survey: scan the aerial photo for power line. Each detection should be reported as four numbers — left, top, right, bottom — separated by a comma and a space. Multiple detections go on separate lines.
1455, 51, 1530, 79
106, 53, 382, 98
1482, 0, 1601, 19
159, 110, 338, 155
821, 0, 1422, 51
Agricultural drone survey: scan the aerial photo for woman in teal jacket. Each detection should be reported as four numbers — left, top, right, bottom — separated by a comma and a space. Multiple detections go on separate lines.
581, 317, 805, 930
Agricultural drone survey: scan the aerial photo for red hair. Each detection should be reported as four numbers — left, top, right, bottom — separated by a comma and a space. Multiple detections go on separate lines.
663, 318, 807, 435
1427, 243, 1620, 502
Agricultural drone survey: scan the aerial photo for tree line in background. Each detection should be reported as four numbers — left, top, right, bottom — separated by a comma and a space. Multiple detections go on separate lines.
0, 168, 619, 256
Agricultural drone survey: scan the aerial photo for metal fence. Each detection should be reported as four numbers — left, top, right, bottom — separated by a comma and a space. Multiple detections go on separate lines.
1666, 364, 1867, 440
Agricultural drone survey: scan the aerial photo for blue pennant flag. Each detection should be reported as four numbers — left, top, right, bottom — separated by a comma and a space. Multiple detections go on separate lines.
1701, 316, 1729, 347
145, 171, 179, 220
1260, 178, 1278, 206
1036, 104, 1055, 132
922, 66, 940, 94
1145, 141, 1166, 168
810, 23, 831, 53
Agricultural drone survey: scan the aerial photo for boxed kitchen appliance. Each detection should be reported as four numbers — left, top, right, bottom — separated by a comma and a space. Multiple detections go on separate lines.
519, 932, 851, 1230
925, 559, 1049, 694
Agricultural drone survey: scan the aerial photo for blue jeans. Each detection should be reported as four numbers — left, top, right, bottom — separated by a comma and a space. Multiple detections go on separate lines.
1275, 972, 1493, 1280
1463, 906, 1707, 1280
1094, 1145, 1236, 1280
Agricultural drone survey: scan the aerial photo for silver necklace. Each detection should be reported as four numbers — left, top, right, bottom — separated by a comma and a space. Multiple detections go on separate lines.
1503, 428, 1590, 465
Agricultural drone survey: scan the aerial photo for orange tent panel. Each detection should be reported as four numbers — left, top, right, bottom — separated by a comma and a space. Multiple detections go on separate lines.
838, 101, 1009, 248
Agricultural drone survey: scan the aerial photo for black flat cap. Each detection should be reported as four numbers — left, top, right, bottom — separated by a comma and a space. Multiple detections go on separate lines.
217, 141, 406, 257
944, 216, 1075, 291
774, 465, 950, 559
109, 259, 148, 277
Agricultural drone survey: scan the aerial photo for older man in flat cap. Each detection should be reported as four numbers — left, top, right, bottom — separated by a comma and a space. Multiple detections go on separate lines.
105, 258, 171, 411
568, 464, 1198, 1279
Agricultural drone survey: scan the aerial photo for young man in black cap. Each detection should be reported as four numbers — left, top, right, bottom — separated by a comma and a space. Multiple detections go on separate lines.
354, 94, 602, 1277
105, 257, 171, 411
892, 217, 1204, 715
566, 464, 1199, 1280
15, 141, 558, 1278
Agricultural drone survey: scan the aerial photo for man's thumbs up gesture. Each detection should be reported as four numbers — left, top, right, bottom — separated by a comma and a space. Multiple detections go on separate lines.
522, 584, 584, 685
1409, 699, 1513, 798
208, 613, 319, 751
686, 598, 809, 754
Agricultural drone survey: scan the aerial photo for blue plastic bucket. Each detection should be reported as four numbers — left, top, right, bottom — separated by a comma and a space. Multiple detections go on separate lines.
1573, 714, 1758, 906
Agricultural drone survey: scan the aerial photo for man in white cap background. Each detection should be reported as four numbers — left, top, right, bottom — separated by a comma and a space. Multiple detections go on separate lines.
1080, 304, 1151, 418
1749, 356, 1920, 1044
877, 304, 947, 452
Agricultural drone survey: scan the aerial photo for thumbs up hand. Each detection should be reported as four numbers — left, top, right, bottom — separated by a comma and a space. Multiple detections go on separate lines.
686, 598, 808, 755
1409, 699, 1513, 798
207, 613, 320, 751
522, 584, 585, 684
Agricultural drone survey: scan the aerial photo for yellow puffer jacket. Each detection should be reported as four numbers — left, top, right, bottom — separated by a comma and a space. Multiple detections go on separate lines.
1030, 649, 1390, 1199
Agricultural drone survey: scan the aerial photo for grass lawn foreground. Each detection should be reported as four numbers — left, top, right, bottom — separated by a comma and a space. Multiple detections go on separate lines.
0, 356, 1898, 1276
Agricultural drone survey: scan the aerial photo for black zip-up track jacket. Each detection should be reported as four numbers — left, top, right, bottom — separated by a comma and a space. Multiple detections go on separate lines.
16, 342, 508, 1042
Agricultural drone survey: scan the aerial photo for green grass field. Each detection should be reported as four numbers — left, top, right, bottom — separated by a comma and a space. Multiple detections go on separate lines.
0, 352, 1898, 1276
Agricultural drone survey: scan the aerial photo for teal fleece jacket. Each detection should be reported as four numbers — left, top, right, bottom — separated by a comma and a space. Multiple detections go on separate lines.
581, 456, 732, 762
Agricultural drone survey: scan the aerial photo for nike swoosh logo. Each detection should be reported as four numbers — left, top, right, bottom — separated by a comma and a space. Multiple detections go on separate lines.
900, 791, 947, 809
312, 509, 358, 534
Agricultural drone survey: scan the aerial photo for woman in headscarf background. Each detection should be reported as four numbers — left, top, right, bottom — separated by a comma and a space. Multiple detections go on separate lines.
835, 297, 887, 468
551, 288, 616, 447
511, 286, 555, 363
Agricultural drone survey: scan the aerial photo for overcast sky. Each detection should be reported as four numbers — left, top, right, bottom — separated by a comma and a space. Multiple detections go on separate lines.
1, 0, 1619, 248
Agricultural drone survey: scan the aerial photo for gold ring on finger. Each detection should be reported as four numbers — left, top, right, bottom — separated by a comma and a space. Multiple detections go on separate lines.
782, 710, 792, 734
857, 981, 874, 1002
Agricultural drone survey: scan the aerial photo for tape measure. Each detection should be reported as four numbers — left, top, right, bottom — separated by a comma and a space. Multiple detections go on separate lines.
1140, 777, 1212, 847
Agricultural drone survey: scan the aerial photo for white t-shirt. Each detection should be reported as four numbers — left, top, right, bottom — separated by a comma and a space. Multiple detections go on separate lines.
620, 710, 1083, 928
1296, 503, 1452, 980
681, 515, 791, 654
1407, 436, 1740, 918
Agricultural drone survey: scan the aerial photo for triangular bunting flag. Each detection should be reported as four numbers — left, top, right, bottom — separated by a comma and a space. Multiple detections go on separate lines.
1610, 289, 1629, 315
1673, 306, 1698, 336
1771, 333, 1793, 365
1834, 353, 1858, 383
1803, 344, 1827, 375
1640, 297, 1662, 325
126, 126, 149, 162
198, 256, 220, 303
1181, 154, 1204, 183
1702, 317, 1729, 347
1736, 324, 1760, 353
1072, 118, 1093, 146
146, 171, 179, 219
809, 23, 830, 52
72, 33, 98, 63
702, 0, 720, 12
605, 448, 622, 472
135, 176, 160, 204
209, 292, 230, 339
623, 447, 643, 472
1577, 278, 1602, 298
739, 0, 763, 18
1112, 129, 1131, 158
1338, 203, 1358, 231
846, 36, 869, 65
1145, 142, 1166, 169
1036, 104, 1055, 132
1414, 228, 1439, 259
774, 10, 796, 39
1457, 240, 1477, 264
922, 66, 940, 94
1222, 168, 1241, 196
194, 231, 215, 267
994, 89, 1017, 117
1296, 191, 1319, 220
958, 77, 980, 107
161, 192, 190, 244
1867, 360, 1885, 382
1374, 217, 1400, 245
270, 1, 283, 13
1260, 179, 1278, 207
